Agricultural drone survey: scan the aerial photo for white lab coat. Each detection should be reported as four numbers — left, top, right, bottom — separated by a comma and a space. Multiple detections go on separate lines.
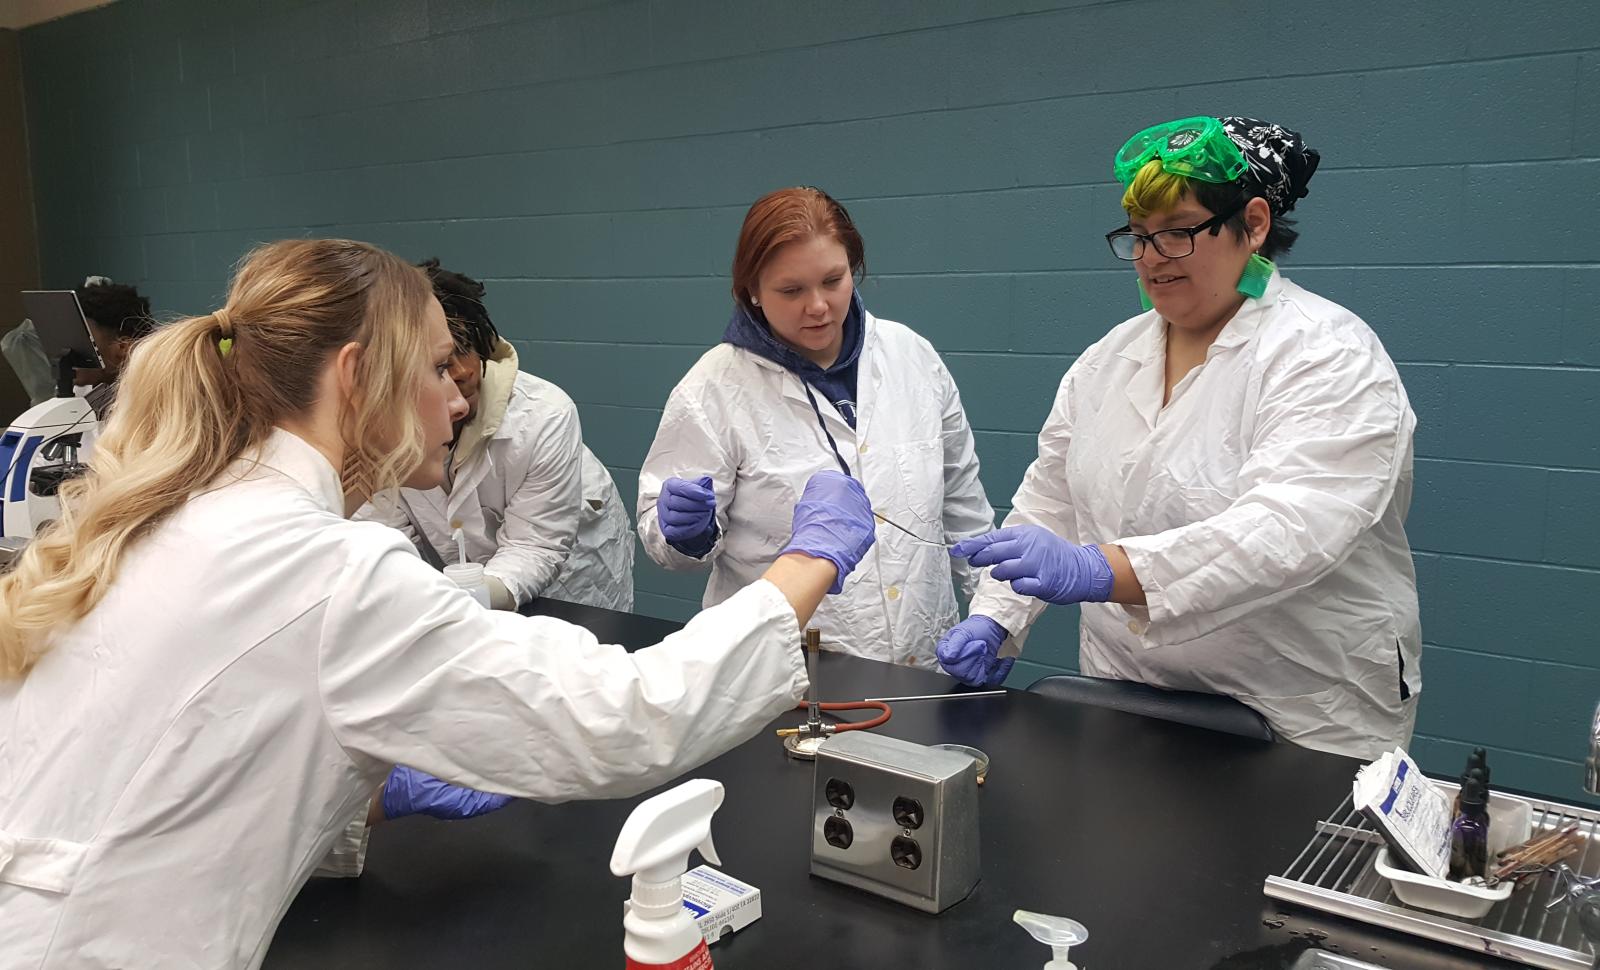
361, 351, 634, 612
0, 429, 805, 969
972, 271, 1420, 760
639, 313, 995, 668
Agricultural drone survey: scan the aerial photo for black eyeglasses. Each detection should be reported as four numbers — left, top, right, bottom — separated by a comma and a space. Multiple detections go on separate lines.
1104, 199, 1245, 261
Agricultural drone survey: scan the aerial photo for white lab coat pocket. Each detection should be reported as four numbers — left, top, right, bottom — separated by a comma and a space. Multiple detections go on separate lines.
890, 437, 944, 532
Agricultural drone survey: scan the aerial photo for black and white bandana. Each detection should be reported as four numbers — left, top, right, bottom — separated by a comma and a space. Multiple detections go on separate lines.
1219, 117, 1321, 216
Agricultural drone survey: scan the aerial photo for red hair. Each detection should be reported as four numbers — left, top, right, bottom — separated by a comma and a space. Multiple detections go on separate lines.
731, 187, 866, 311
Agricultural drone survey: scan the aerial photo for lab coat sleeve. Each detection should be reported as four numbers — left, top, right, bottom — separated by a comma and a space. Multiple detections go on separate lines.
317, 537, 807, 802
935, 355, 997, 602
637, 383, 737, 572
1115, 333, 1412, 644
482, 396, 585, 605
351, 494, 418, 543
310, 807, 371, 879
968, 364, 1081, 653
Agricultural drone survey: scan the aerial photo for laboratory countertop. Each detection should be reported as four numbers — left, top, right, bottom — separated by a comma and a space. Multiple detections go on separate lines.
266, 601, 1509, 970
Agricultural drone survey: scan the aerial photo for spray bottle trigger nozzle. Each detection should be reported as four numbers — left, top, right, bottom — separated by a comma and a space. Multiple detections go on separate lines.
697, 831, 720, 868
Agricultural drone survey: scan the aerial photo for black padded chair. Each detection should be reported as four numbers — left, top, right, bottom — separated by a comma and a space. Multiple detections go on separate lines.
1027, 673, 1275, 741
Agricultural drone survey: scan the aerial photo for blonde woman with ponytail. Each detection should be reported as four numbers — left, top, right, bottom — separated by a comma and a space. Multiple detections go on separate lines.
0, 239, 875, 969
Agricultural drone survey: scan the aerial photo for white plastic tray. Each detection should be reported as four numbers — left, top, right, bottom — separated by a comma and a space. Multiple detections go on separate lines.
1374, 791, 1532, 918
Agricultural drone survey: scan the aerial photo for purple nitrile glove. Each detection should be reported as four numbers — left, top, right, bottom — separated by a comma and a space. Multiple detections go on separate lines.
950, 525, 1114, 605
381, 765, 514, 821
936, 615, 1014, 687
657, 475, 719, 558
777, 470, 875, 594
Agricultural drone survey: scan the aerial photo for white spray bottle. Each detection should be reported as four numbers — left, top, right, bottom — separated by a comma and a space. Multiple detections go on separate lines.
610, 778, 725, 970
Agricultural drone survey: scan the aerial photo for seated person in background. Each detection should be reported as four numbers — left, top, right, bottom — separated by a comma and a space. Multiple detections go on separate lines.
358, 259, 634, 612
1, 277, 153, 409
73, 277, 155, 391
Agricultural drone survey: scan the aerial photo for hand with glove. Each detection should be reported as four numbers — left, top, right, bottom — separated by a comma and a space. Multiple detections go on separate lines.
656, 475, 719, 558
778, 470, 876, 594
936, 615, 1014, 687
380, 765, 514, 821
950, 525, 1114, 605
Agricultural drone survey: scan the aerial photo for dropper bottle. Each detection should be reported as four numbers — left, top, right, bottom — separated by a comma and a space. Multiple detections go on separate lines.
1448, 776, 1491, 881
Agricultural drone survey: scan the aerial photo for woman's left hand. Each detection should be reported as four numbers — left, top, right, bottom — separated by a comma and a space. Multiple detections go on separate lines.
951, 525, 1115, 605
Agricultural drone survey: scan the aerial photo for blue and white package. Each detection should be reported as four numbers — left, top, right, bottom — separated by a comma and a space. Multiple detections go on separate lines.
682, 865, 762, 946
1354, 747, 1453, 880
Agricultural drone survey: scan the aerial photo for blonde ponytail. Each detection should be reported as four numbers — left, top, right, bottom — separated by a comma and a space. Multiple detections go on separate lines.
0, 239, 434, 678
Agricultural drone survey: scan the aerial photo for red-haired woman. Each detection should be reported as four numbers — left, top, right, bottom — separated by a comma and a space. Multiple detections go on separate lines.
638, 187, 995, 669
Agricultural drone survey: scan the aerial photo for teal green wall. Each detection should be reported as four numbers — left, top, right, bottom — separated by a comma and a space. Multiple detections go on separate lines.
21, 0, 1600, 802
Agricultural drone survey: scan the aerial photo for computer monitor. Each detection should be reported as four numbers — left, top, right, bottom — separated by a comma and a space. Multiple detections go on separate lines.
21, 290, 104, 368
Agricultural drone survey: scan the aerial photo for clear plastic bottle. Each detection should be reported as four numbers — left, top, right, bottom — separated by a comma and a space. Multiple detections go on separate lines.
442, 562, 491, 609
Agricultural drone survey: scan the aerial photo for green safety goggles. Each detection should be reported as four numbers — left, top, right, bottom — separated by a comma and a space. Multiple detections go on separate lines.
1113, 116, 1248, 187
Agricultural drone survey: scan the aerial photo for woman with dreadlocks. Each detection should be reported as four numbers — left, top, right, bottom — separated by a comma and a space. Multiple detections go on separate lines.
358, 259, 634, 612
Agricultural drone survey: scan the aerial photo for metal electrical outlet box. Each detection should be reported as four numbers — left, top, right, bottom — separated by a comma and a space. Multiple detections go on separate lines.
808, 731, 980, 914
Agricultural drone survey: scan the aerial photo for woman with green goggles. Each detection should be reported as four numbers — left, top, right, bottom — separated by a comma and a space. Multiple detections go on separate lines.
938, 116, 1423, 761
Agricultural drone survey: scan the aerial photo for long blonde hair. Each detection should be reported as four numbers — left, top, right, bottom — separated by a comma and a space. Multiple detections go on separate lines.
0, 238, 435, 678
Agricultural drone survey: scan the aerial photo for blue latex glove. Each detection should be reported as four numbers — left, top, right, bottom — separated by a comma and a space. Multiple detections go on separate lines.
951, 525, 1114, 605
381, 765, 514, 821
778, 470, 875, 594
936, 615, 1014, 687
657, 475, 718, 558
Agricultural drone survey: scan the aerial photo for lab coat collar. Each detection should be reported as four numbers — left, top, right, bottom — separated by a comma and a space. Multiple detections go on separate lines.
453, 339, 519, 473
246, 427, 346, 516
1116, 313, 1167, 430
1114, 269, 1286, 428
1206, 267, 1284, 357
1116, 267, 1287, 364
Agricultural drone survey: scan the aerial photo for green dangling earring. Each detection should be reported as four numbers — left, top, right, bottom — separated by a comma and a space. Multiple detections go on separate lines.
1237, 252, 1274, 299
1136, 277, 1153, 311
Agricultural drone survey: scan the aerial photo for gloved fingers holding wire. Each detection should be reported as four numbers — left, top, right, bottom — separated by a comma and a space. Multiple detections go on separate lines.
779, 469, 876, 594
950, 525, 1114, 606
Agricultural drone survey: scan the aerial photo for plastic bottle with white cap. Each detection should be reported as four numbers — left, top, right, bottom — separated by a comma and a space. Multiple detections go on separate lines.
611, 778, 725, 969
1014, 910, 1088, 970
442, 562, 491, 608
442, 524, 491, 608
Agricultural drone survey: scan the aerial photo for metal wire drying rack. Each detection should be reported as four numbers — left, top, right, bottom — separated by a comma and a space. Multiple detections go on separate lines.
1265, 788, 1600, 969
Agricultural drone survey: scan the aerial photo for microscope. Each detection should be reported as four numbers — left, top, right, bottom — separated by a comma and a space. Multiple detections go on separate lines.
1, 291, 106, 553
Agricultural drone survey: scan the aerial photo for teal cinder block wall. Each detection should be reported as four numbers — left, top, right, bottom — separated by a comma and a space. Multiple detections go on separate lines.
20, 0, 1599, 802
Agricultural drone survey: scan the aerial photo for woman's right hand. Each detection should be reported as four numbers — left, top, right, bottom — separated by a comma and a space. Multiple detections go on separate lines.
658, 475, 719, 557
779, 471, 875, 594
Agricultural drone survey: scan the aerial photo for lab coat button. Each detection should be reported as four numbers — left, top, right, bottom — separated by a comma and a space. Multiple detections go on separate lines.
1127, 620, 1146, 635
859, 443, 870, 454
887, 585, 901, 600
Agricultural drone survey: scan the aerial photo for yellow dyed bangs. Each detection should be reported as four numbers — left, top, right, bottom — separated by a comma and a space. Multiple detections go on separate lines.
1121, 159, 1190, 218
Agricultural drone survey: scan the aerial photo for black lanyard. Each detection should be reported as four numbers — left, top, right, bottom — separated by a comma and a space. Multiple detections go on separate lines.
802, 381, 853, 478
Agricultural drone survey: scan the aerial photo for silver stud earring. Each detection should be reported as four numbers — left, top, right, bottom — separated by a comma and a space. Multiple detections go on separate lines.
750, 298, 760, 307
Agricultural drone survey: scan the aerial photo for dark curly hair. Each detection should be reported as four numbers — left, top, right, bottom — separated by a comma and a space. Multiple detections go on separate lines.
417, 258, 499, 360
75, 281, 153, 341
